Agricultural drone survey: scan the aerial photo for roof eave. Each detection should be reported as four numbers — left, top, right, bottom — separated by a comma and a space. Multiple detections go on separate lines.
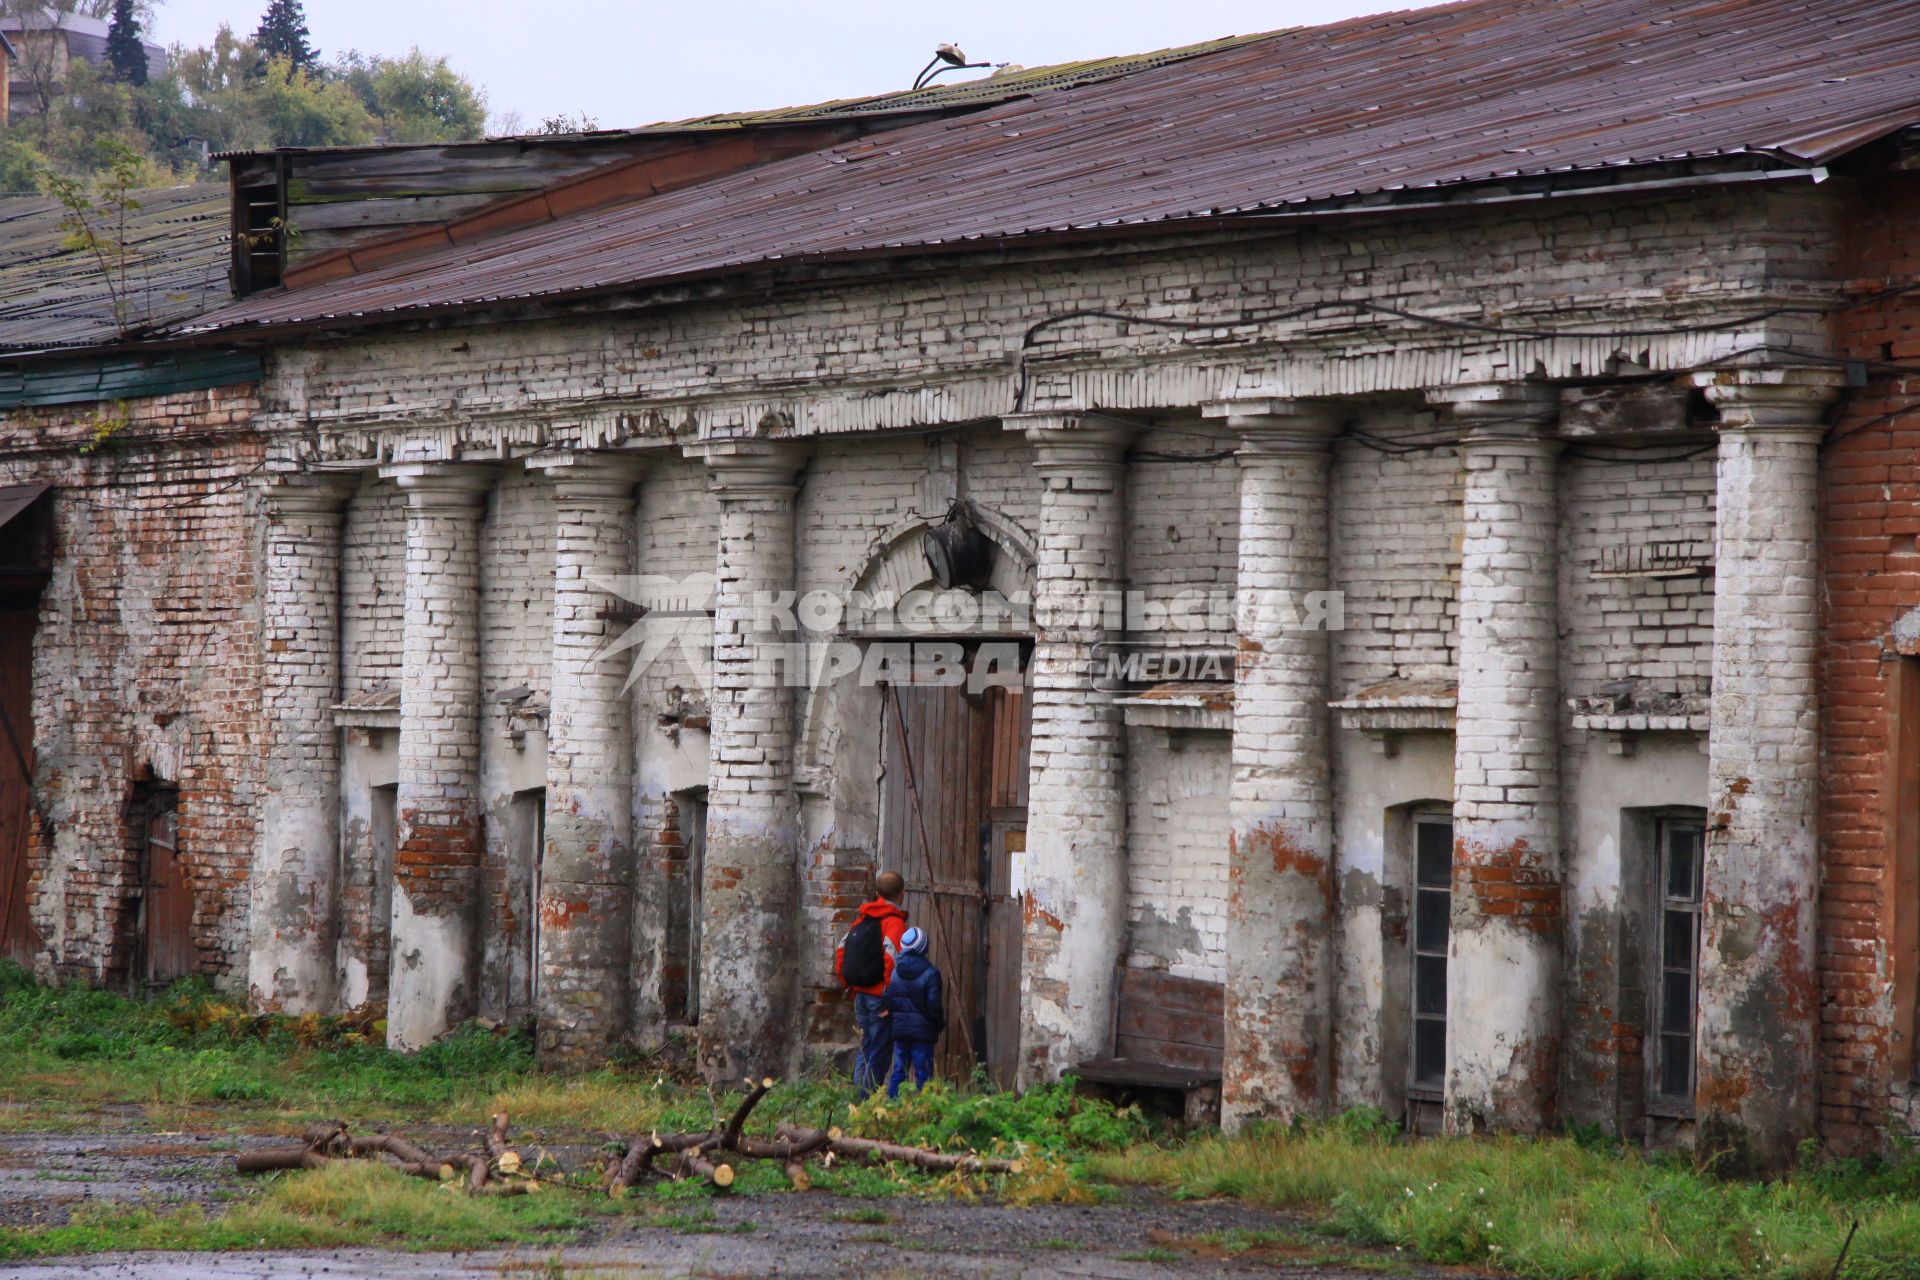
171, 157, 1835, 345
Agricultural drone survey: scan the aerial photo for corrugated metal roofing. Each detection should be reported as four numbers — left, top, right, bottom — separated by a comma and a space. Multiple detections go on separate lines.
183, 0, 1920, 337
0, 184, 229, 354
215, 34, 1262, 160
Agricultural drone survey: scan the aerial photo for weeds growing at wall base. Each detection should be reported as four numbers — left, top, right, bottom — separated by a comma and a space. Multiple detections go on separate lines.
7, 967, 1920, 1278
1093, 1107, 1920, 1280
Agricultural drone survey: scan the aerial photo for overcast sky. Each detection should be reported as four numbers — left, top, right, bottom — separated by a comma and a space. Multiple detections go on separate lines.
149, 1, 1420, 132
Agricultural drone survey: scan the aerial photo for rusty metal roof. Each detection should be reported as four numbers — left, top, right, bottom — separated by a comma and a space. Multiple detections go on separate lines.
180, 0, 1920, 337
214, 34, 1263, 161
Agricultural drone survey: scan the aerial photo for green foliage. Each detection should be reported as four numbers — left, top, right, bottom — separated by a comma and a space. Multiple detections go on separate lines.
845, 1077, 1154, 1157
335, 48, 486, 144
0, 137, 52, 194
0, 1159, 590, 1261
0, 973, 534, 1118
250, 0, 317, 75
42, 141, 149, 331
7, 15, 491, 184
1091, 1109, 1920, 1280
242, 55, 376, 149
104, 0, 147, 86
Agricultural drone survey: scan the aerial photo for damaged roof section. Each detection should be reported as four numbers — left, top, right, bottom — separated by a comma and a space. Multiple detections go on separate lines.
0, 185, 229, 355
179, 0, 1920, 337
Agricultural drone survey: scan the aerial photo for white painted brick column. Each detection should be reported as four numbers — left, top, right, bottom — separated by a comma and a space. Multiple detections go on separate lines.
1204, 398, 1343, 1130
1691, 367, 1842, 1169
697, 439, 806, 1081
1005, 413, 1138, 1084
529, 454, 646, 1067
1429, 382, 1564, 1135
250, 471, 356, 1014
383, 461, 494, 1052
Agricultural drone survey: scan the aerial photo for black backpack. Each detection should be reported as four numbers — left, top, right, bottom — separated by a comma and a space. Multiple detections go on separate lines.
840, 915, 886, 988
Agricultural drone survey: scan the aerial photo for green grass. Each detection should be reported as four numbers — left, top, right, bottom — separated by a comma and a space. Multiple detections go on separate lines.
0, 1160, 596, 1261
20, 968, 1920, 1280
1090, 1109, 1920, 1280
0, 968, 1152, 1257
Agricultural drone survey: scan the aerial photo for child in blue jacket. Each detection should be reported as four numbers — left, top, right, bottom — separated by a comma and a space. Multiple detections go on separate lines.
884, 927, 943, 1097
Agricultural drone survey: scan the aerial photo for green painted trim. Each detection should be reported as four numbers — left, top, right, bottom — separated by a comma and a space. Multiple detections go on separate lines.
0, 350, 262, 410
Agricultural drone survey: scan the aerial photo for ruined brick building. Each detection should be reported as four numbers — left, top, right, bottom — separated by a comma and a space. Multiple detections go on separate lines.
6, 0, 1920, 1165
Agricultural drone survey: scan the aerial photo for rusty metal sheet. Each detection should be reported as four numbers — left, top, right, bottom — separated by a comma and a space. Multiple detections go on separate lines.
179, 0, 1920, 337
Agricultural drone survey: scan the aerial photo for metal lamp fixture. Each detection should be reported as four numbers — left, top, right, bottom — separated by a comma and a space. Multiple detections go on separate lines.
921, 500, 994, 591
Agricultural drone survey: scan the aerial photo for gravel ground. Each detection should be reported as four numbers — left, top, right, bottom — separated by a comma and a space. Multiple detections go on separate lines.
0, 1129, 1472, 1279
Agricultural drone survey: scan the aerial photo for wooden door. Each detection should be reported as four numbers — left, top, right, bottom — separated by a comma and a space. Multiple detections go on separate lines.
880, 663, 1031, 1083
983, 685, 1030, 1089
884, 678, 989, 1079
141, 798, 193, 985
0, 608, 35, 968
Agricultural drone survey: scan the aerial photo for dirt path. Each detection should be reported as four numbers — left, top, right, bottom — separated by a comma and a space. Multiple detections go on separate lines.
0, 1129, 1460, 1279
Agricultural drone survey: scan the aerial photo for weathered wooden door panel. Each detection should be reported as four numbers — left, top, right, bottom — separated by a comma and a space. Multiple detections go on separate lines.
885, 679, 989, 1079
880, 668, 1031, 1084
0, 608, 35, 968
984, 684, 1030, 1089
142, 800, 193, 985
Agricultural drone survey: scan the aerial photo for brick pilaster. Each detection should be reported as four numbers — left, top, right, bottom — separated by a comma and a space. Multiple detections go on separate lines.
696, 439, 806, 1081
249, 471, 355, 1014
383, 461, 493, 1051
529, 454, 646, 1066
1692, 367, 1843, 1168
1205, 398, 1343, 1129
1006, 413, 1137, 1083
1430, 382, 1564, 1135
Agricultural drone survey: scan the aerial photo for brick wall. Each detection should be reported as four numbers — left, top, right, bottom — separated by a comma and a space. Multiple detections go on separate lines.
1818, 170, 1920, 1153
0, 386, 263, 987
1126, 422, 1238, 652
342, 477, 405, 695
1560, 452, 1717, 706
1331, 416, 1462, 696
1124, 726, 1230, 980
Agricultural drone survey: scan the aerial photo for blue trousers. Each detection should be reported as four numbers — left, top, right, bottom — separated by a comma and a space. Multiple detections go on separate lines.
853, 992, 892, 1099
888, 1039, 936, 1097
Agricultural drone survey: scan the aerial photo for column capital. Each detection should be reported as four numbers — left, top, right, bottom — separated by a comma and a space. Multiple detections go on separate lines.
1004, 411, 1140, 448
1689, 367, 1845, 435
525, 451, 650, 504
693, 438, 807, 500
260, 470, 357, 523
379, 461, 496, 508
1007, 413, 1140, 482
1202, 397, 1343, 457
1429, 382, 1561, 450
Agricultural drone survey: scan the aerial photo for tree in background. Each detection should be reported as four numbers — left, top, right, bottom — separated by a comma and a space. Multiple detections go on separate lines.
105, 0, 147, 86
251, 0, 316, 76
245, 55, 373, 148
335, 49, 486, 144
0, 4, 506, 184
